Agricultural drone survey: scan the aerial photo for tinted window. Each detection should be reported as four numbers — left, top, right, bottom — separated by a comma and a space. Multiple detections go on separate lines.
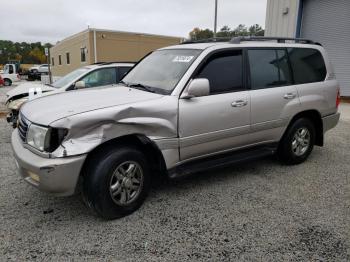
81, 68, 117, 88
248, 49, 292, 89
197, 50, 243, 94
288, 48, 326, 84
118, 67, 132, 81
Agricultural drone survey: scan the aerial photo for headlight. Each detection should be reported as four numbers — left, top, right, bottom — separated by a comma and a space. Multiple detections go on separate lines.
26, 124, 49, 151
7, 97, 28, 110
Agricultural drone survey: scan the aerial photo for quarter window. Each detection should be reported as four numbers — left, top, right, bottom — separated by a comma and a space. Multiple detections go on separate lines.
196, 50, 243, 94
248, 49, 292, 90
288, 48, 326, 84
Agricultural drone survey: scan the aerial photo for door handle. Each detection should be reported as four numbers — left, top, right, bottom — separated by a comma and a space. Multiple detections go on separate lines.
231, 100, 248, 107
284, 93, 296, 99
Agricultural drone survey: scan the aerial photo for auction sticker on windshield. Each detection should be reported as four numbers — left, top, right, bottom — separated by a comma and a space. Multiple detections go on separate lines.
173, 56, 194, 63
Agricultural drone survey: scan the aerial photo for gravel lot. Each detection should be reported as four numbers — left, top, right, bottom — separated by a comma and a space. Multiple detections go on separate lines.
0, 105, 349, 261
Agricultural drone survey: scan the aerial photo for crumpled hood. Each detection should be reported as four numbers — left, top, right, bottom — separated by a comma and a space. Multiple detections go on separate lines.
21, 85, 163, 126
6, 82, 55, 101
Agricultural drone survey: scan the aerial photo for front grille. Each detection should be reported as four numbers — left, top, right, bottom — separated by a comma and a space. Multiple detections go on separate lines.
18, 113, 30, 142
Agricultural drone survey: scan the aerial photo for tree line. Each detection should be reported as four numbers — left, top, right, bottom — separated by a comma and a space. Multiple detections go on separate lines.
0, 40, 53, 65
189, 24, 264, 40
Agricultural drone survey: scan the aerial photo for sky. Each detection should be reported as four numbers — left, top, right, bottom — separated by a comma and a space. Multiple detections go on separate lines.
0, 0, 267, 44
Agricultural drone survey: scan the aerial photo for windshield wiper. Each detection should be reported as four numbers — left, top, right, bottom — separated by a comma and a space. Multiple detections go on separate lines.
128, 83, 156, 93
119, 80, 129, 86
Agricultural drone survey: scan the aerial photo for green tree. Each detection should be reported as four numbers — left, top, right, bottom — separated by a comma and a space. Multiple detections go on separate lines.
249, 24, 265, 36
189, 28, 214, 40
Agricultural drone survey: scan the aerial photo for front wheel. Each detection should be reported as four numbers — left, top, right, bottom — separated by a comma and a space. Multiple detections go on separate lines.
83, 146, 151, 220
278, 118, 315, 165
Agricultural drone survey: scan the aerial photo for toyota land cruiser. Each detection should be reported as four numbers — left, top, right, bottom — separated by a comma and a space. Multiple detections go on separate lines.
11, 37, 340, 219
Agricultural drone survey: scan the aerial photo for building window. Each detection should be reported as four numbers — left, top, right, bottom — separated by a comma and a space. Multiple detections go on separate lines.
58, 55, 62, 65
66, 52, 70, 64
81, 47, 87, 62
51, 57, 54, 66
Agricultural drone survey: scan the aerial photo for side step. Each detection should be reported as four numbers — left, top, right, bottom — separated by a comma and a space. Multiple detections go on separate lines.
168, 145, 277, 179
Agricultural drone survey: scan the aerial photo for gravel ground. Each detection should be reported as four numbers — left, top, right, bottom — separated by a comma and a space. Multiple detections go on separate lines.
0, 107, 349, 261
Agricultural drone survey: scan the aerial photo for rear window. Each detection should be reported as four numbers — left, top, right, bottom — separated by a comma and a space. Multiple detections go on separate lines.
287, 48, 327, 84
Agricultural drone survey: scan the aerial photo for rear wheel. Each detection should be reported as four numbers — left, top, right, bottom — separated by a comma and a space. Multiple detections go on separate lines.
83, 146, 151, 220
278, 118, 315, 165
4, 79, 12, 86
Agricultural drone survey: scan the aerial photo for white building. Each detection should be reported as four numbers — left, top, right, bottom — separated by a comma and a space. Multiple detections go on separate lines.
265, 0, 350, 97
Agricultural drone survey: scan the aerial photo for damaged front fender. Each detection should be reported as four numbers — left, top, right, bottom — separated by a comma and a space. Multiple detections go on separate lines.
49, 96, 179, 162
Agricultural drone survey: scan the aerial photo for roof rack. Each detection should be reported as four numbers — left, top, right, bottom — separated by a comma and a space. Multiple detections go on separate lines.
180, 37, 232, 45
230, 36, 319, 45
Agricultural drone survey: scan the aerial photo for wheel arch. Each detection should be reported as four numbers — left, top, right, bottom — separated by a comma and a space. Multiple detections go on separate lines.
79, 134, 168, 180
286, 110, 323, 146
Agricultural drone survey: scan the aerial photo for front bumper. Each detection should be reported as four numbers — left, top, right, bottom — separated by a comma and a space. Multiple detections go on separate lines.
322, 112, 340, 133
11, 130, 87, 196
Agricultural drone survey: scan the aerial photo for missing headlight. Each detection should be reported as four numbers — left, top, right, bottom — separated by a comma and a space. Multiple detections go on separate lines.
45, 128, 68, 153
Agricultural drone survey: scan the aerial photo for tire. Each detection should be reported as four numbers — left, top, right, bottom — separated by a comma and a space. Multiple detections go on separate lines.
278, 118, 315, 165
4, 79, 12, 86
83, 146, 151, 220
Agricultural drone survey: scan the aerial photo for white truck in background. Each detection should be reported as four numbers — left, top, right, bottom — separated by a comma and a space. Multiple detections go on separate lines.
0, 64, 21, 86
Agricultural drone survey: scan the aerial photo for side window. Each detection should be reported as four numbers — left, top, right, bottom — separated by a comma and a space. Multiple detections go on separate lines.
9, 65, 14, 74
248, 49, 292, 90
288, 48, 326, 84
80, 68, 117, 88
118, 67, 132, 81
196, 50, 243, 94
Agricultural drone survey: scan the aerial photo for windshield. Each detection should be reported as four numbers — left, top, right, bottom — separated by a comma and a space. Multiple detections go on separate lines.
122, 49, 202, 94
51, 68, 90, 88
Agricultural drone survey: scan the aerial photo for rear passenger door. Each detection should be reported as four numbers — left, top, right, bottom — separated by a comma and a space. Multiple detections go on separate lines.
179, 49, 251, 160
248, 49, 301, 143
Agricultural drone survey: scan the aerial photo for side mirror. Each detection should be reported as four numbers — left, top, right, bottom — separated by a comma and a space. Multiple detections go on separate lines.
74, 80, 86, 89
182, 78, 210, 99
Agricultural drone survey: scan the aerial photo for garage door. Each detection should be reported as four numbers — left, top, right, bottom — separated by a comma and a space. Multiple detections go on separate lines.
301, 0, 350, 96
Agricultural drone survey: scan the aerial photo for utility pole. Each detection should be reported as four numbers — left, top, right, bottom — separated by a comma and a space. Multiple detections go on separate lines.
214, 0, 218, 38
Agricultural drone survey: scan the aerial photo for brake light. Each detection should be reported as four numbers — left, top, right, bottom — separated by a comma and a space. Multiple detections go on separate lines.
336, 89, 341, 108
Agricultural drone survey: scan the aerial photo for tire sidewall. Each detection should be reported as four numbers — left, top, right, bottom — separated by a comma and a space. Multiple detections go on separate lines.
84, 147, 151, 219
4, 79, 12, 86
279, 118, 315, 164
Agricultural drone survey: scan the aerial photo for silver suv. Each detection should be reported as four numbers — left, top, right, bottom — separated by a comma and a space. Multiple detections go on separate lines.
11, 37, 340, 219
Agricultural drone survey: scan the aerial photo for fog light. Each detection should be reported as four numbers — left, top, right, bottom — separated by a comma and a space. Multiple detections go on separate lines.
28, 171, 40, 183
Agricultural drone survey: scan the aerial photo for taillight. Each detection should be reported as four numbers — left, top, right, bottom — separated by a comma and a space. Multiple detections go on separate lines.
336, 89, 341, 108
17, 74, 20, 79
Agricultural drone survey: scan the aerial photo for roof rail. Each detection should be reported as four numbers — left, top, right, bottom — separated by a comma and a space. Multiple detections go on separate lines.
181, 37, 232, 44
230, 36, 319, 45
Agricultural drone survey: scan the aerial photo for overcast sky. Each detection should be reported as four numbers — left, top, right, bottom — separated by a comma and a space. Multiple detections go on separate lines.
0, 0, 267, 44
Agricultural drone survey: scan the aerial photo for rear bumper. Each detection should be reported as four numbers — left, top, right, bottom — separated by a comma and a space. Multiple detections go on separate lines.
323, 112, 340, 133
11, 130, 86, 196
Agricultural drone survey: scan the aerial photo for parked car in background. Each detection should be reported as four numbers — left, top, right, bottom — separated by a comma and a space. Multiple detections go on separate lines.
0, 64, 21, 86
11, 37, 340, 219
6, 62, 134, 127
27, 64, 49, 81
